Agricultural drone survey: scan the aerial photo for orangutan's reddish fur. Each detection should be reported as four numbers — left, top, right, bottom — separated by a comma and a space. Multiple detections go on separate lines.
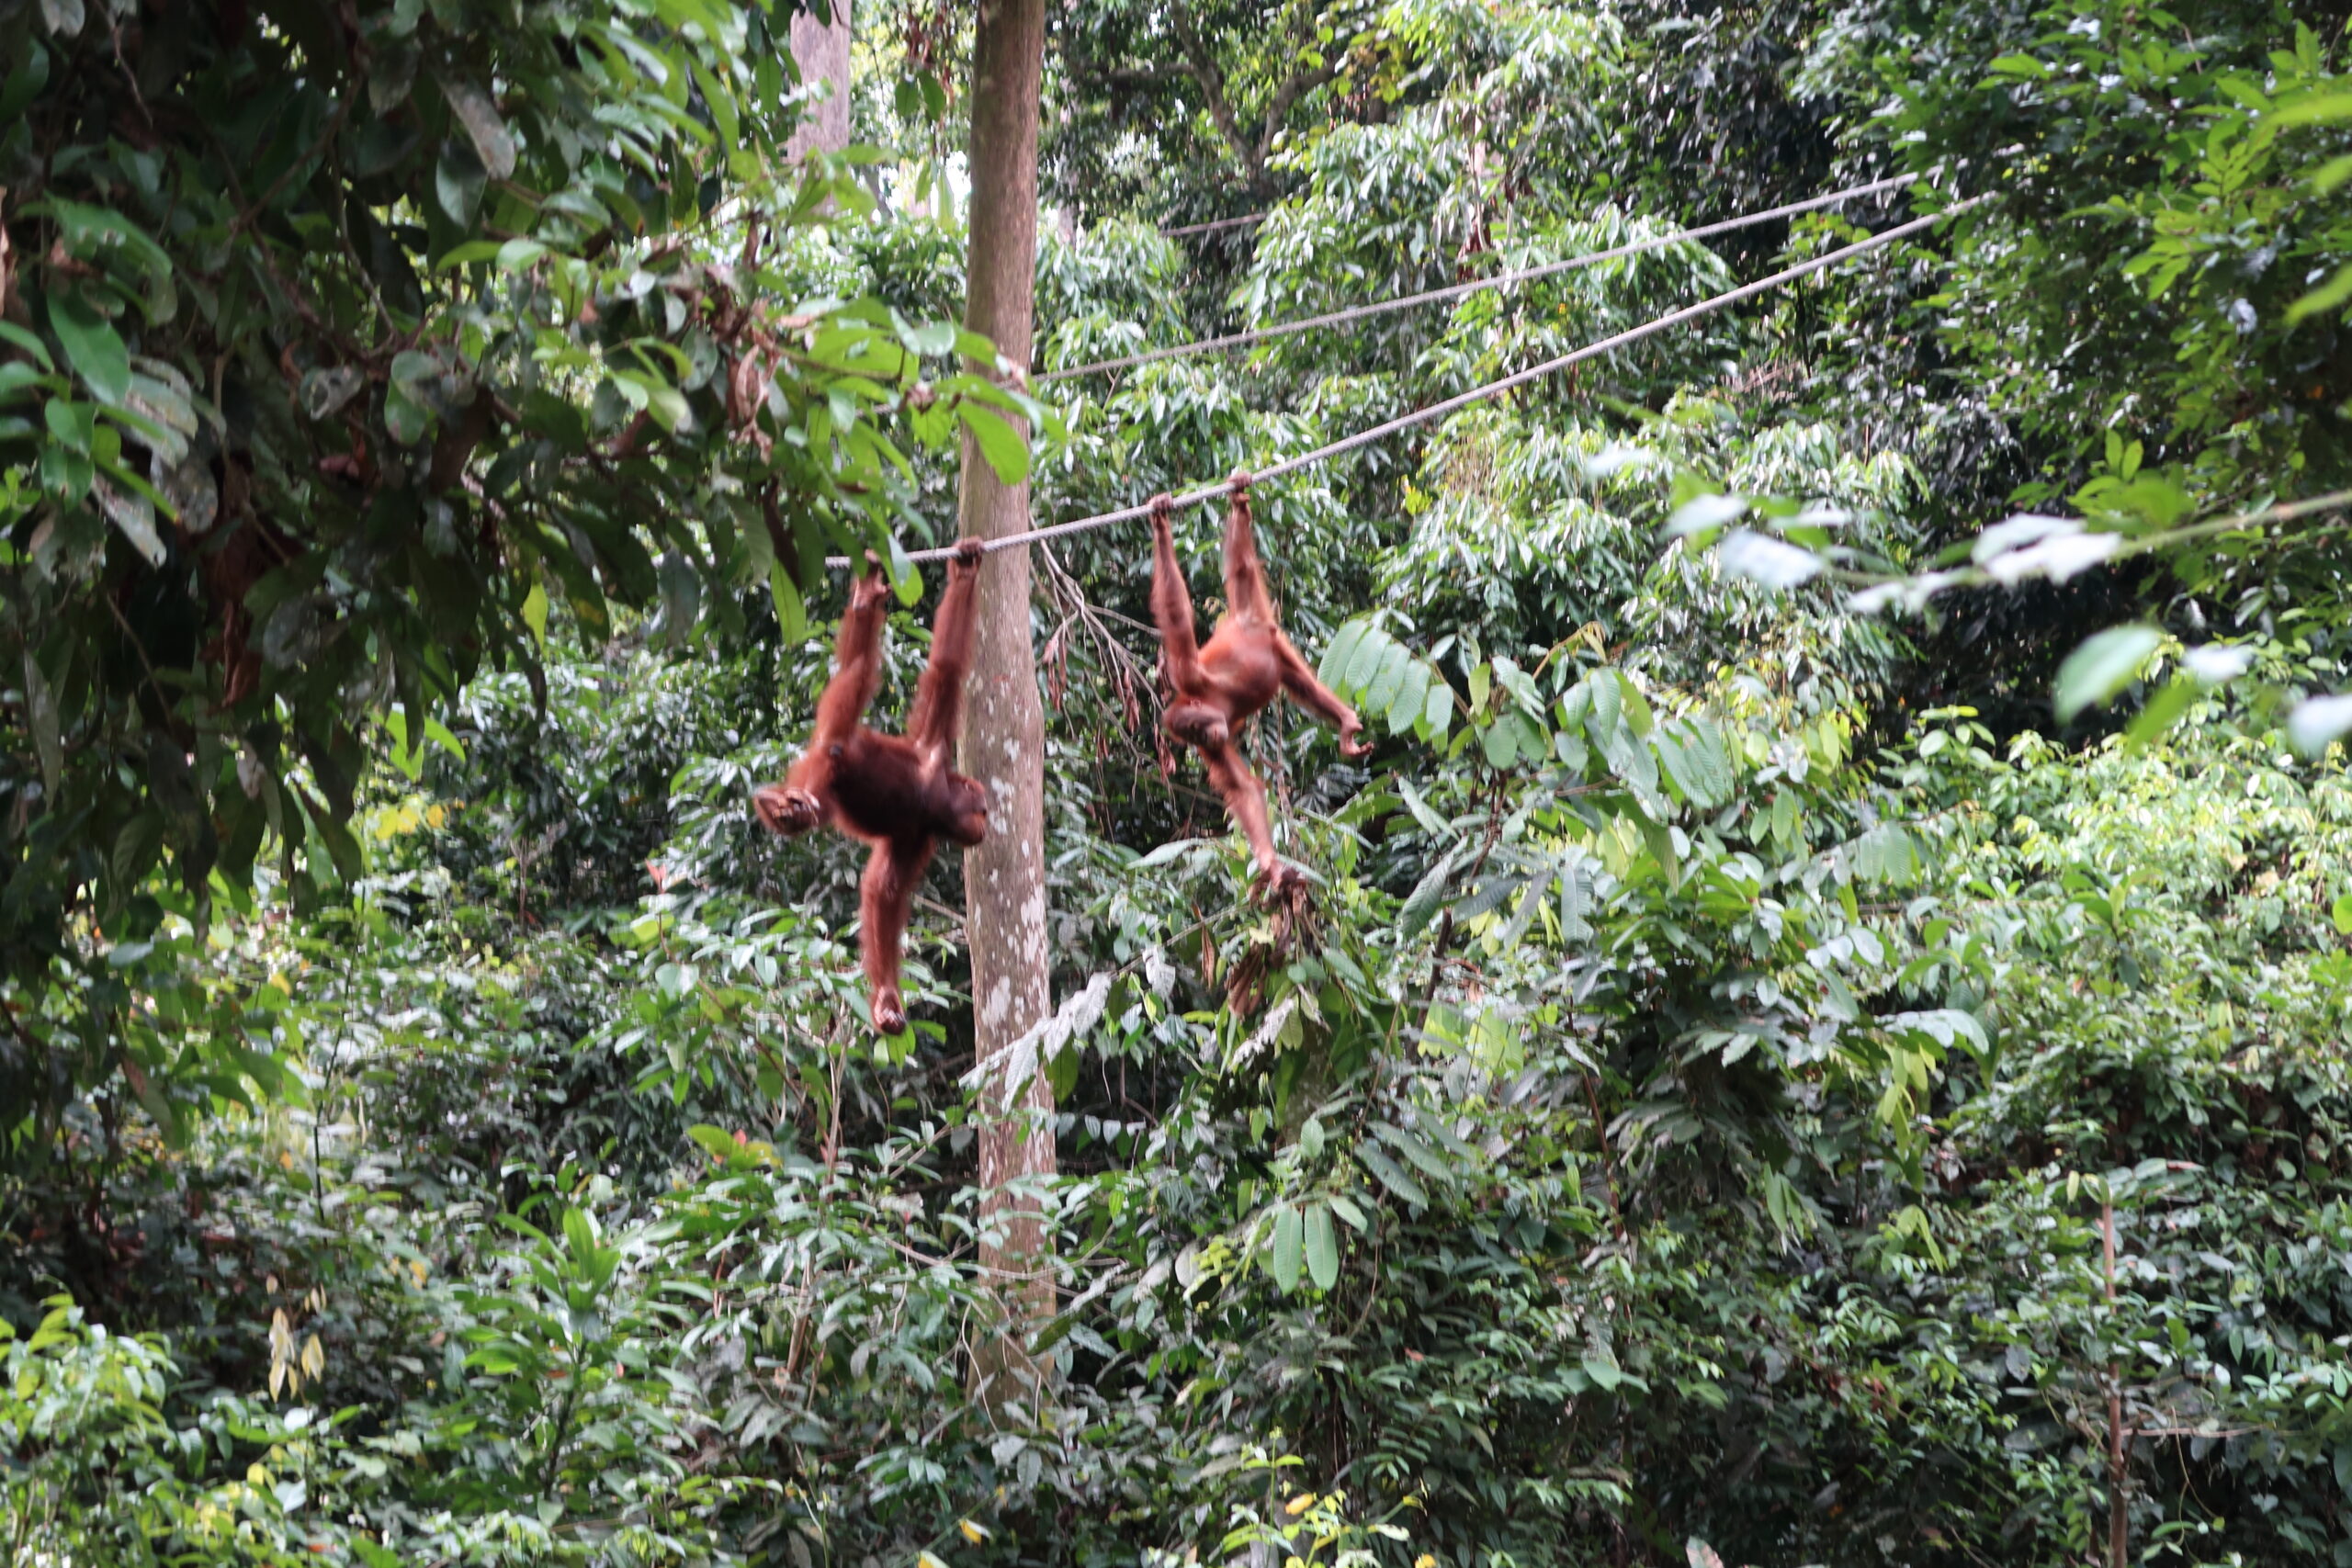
753, 539, 989, 1032
1150, 472, 1366, 893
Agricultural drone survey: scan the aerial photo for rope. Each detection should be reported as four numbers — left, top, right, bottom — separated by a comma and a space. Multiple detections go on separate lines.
831, 193, 1985, 570
1041, 171, 1921, 383
1159, 212, 1268, 238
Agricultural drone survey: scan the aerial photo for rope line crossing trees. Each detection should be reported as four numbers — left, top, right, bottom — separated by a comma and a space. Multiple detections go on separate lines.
1158, 212, 1268, 238
828, 191, 1988, 571
1039, 171, 1924, 382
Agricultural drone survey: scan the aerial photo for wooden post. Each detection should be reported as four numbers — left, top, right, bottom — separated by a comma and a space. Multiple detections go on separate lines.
956, 0, 1055, 1403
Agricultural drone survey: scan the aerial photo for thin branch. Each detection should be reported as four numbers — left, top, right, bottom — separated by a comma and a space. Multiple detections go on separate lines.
1255, 62, 1340, 171
1169, 13, 1265, 193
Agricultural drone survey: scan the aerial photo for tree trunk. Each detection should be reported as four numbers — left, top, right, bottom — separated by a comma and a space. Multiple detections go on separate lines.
785, 0, 853, 164
2103, 1199, 2128, 1568
956, 0, 1055, 1405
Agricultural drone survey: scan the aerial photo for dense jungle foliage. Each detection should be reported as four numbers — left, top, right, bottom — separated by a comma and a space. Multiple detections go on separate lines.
6, 0, 2352, 1564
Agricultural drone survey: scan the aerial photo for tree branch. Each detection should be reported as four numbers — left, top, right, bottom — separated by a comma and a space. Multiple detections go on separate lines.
1103, 64, 1190, 87
1169, 14, 1266, 194
1255, 61, 1340, 172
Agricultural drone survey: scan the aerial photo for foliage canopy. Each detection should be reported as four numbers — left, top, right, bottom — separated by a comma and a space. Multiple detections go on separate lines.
5, 0, 2352, 1565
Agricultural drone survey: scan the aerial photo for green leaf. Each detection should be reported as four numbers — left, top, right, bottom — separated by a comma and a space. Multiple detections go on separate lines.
96, 476, 165, 565
1614, 671, 1654, 737
2053, 625, 2161, 722
1652, 728, 1698, 807
435, 240, 504, 270
520, 581, 549, 645
1420, 677, 1453, 742
1269, 1204, 1303, 1294
50, 291, 130, 404
682, 1128, 733, 1166
1364, 643, 1411, 716
1335, 632, 1381, 701
1686, 717, 1734, 805
1386, 657, 1429, 737
959, 404, 1029, 483
901, 320, 956, 357
110, 811, 164, 891
655, 548, 700, 645
1374, 1122, 1453, 1185
1558, 852, 1590, 942
1453, 872, 1522, 924
1355, 1145, 1427, 1208
383, 710, 424, 783
439, 76, 518, 180
2276, 92, 2352, 125
37, 199, 175, 292
384, 382, 432, 446
1664, 491, 1745, 539
2331, 895, 2352, 938
0, 321, 56, 370
768, 561, 807, 643
561, 1204, 596, 1264
1318, 619, 1369, 690
0, 39, 51, 122
1499, 876, 1545, 952
1850, 823, 1917, 885
2290, 695, 2352, 757
1479, 715, 1519, 769
1304, 1204, 1338, 1291
435, 141, 488, 227
1717, 527, 1822, 589
1586, 671, 1620, 740
1399, 848, 1456, 941
2287, 262, 2352, 325
22, 653, 62, 795
685, 54, 740, 149
2124, 674, 2197, 749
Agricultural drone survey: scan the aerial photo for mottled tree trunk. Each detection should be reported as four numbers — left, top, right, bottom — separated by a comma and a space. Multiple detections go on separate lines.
785, 1, 853, 164
956, 0, 1055, 1404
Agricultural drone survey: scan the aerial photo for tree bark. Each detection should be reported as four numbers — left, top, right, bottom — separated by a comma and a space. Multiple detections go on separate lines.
2103, 1199, 2128, 1568
956, 0, 1055, 1405
785, 0, 854, 164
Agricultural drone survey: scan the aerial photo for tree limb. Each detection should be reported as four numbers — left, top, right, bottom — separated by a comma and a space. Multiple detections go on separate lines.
1255, 61, 1340, 172
1169, 13, 1266, 194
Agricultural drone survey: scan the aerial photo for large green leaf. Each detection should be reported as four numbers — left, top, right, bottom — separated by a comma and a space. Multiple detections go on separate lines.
1317, 619, 1368, 688
959, 404, 1029, 483
440, 76, 517, 180
1356, 1145, 1428, 1208
1399, 848, 1457, 940
1303, 1204, 1338, 1291
1269, 1204, 1304, 1294
2053, 625, 2161, 722
49, 291, 129, 404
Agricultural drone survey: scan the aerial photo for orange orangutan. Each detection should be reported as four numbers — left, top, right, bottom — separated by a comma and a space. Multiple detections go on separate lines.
753, 538, 989, 1033
1150, 472, 1368, 894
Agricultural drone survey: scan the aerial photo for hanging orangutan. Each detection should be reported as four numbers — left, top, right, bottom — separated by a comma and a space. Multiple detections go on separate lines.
1150, 472, 1368, 894
753, 538, 989, 1033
